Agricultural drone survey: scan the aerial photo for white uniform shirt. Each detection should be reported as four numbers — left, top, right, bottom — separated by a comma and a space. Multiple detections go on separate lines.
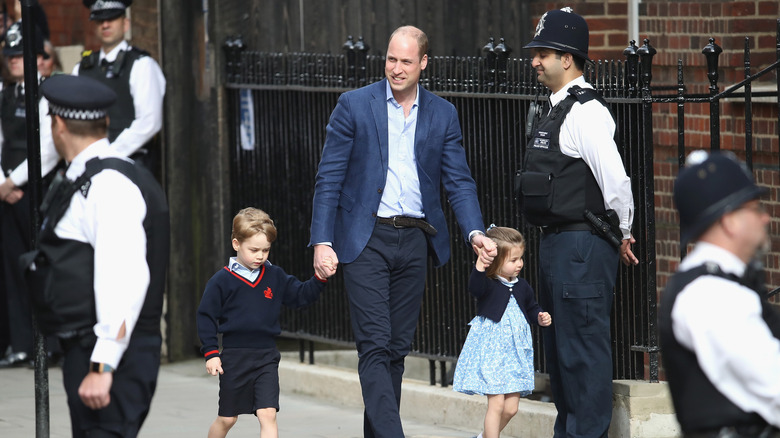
55, 139, 149, 368
672, 242, 780, 426
550, 76, 635, 238
0, 88, 58, 186
72, 40, 166, 158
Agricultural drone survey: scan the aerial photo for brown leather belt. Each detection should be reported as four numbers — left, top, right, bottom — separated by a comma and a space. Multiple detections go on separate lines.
377, 216, 437, 236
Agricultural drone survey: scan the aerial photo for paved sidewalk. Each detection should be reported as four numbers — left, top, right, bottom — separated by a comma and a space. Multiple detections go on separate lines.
0, 358, 476, 437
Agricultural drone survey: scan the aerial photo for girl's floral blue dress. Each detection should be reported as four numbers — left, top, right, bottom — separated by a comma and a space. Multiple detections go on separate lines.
453, 276, 535, 396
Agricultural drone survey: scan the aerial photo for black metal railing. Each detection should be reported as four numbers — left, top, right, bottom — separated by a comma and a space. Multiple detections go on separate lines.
648, 23, 780, 262
222, 21, 780, 383
223, 35, 656, 383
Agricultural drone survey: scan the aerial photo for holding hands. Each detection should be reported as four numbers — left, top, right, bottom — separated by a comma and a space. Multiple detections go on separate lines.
313, 245, 339, 279
538, 312, 552, 327
320, 256, 337, 277
471, 233, 497, 266
206, 357, 224, 376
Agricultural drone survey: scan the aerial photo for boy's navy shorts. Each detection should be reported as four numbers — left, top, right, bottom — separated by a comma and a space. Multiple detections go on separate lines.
217, 347, 281, 417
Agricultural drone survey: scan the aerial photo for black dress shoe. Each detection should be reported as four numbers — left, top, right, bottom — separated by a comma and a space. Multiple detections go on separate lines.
0, 351, 29, 368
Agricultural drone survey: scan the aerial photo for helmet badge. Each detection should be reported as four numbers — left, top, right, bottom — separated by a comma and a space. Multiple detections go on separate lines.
534, 12, 547, 37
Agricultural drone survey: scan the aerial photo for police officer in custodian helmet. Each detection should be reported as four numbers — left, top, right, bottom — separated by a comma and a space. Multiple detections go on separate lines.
517, 7, 638, 437
660, 151, 780, 438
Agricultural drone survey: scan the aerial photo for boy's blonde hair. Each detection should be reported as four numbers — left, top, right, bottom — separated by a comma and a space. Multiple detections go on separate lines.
484, 226, 525, 279
232, 207, 277, 243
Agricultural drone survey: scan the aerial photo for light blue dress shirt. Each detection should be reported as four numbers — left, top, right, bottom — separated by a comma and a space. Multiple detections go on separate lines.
377, 82, 424, 219
229, 257, 261, 282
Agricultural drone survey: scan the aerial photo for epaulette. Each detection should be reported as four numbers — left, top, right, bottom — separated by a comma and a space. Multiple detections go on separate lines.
567, 85, 604, 105
78, 180, 92, 197
129, 46, 150, 58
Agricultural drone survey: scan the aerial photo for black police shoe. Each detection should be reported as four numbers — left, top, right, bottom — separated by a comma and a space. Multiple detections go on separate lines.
0, 351, 29, 368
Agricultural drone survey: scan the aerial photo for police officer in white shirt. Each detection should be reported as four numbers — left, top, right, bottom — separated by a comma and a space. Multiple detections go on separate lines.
517, 7, 638, 437
27, 74, 169, 438
0, 21, 59, 368
72, 0, 165, 171
660, 151, 780, 438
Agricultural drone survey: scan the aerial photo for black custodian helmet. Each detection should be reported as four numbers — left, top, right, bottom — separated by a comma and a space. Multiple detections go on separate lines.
2, 21, 49, 59
674, 151, 767, 245
523, 7, 590, 62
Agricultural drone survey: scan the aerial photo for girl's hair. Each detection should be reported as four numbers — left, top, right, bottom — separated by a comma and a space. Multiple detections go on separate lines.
483, 226, 525, 279
232, 207, 277, 244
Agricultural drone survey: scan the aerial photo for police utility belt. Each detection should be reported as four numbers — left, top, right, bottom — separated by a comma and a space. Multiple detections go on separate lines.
538, 209, 623, 248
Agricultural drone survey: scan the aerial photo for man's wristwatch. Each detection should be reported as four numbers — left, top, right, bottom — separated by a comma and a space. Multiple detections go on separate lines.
90, 362, 114, 373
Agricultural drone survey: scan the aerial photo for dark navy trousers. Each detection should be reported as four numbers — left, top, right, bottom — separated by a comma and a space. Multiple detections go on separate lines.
538, 230, 618, 438
342, 223, 428, 438
61, 333, 162, 438
1, 195, 34, 356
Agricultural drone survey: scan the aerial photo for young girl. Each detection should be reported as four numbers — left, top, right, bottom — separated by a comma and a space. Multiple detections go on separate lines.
453, 226, 552, 438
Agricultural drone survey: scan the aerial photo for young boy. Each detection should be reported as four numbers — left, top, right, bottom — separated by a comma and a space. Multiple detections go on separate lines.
197, 207, 335, 438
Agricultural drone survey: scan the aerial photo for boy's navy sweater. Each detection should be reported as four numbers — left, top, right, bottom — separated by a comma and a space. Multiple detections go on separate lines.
196, 262, 326, 360
469, 268, 543, 326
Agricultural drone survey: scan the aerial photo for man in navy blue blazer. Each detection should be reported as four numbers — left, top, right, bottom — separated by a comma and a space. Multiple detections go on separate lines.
310, 25, 496, 437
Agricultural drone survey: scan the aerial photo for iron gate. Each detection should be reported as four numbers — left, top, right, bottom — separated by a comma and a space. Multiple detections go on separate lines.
222, 22, 780, 383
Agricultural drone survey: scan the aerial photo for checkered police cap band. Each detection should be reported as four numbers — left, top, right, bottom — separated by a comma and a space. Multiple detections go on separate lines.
48, 102, 108, 121
40, 75, 117, 120
91, 0, 127, 12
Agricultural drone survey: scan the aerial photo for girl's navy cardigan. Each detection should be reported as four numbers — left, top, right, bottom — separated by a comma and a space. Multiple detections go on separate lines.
469, 267, 543, 325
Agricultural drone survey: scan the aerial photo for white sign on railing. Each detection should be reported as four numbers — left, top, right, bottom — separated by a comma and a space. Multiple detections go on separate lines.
239, 89, 256, 150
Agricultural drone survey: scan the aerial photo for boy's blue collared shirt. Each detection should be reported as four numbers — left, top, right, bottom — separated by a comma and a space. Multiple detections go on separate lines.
228, 257, 261, 282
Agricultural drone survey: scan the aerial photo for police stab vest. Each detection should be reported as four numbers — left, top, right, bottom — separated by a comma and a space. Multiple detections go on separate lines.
658, 263, 780, 432
1, 83, 29, 174
518, 86, 609, 227
22, 157, 169, 337
78, 48, 147, 142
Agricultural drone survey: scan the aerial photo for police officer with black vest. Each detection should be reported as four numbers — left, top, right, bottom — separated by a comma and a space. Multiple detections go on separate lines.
73, 0, 165, 173
24, 74, 169, 437
660, 151, 780, 438
0, 21, 60, 368
517, 7, 638, 437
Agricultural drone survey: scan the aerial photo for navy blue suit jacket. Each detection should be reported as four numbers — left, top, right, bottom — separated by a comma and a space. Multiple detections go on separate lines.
310, 79, 485, 267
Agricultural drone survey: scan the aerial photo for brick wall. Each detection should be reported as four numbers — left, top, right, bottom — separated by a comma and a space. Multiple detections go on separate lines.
36, 0, 160, 61
36, 0, 94, 48
640, 1, 780, 304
